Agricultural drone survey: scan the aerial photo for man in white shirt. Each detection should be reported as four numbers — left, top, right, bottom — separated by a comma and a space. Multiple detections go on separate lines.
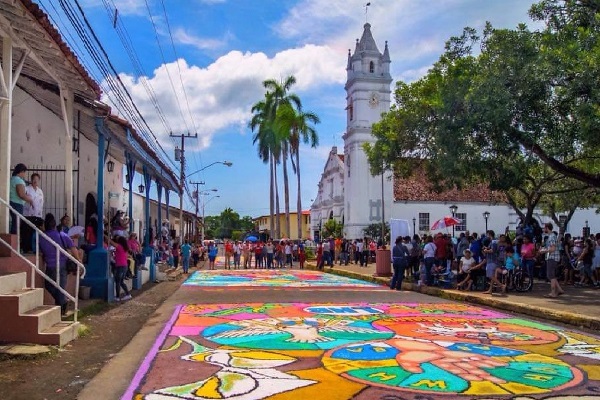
22, 173, 44, 253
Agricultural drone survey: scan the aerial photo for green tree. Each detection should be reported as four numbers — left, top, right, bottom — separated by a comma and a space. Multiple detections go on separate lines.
250, 76, 300, 239
219, 207, 239, 239
365, 0, 600, 197
363, 223, 390, 244
276, 102, 320, 240
323, 219, 343, 239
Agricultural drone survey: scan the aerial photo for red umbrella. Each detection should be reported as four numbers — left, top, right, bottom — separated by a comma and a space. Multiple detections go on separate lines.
431, 216, 461, 230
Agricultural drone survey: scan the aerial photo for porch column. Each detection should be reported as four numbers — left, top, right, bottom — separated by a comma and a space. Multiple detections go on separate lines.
83, 117, 113, 301
0, 37, 12, 232
125, 152, 136, 232
59, 86, 75, 219
156, 181, 162, 242
165, 189, 170, 236
142, 166, 155, 281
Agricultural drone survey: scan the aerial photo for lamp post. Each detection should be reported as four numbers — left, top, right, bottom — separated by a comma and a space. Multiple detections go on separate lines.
449, 204, 458, 237
201, 194, 220, 243
483, 211, 490, 233
188, 161, 233, 178
412, 217, 416, 235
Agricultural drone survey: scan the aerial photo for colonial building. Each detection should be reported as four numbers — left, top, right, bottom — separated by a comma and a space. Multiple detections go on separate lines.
254, 211, 311, 241
311, 22, 598, 240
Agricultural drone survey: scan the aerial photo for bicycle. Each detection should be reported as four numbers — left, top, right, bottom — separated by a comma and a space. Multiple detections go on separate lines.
499, 265, 533, 292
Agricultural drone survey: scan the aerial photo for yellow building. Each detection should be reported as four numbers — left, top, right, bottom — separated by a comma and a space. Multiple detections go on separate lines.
254, 211, 311, 240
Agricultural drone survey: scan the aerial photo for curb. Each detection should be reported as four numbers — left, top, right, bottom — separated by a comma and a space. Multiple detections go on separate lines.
307, 263, 600, 331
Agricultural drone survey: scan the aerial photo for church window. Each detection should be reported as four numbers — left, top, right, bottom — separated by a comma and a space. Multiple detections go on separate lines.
418, 213, 430, 232
369, 61, 375, 73
348, 102, 353, 121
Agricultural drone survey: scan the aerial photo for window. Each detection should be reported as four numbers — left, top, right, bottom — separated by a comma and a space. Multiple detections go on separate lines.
455, 213, 467, 231
418, 213, 429, 232
369, 61, 374, 73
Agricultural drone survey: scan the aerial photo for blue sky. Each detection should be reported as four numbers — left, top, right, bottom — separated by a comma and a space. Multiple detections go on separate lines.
40, 0, 538, 217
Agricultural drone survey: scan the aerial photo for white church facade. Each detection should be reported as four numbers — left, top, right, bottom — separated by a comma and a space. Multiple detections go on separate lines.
310, 23, 598, 241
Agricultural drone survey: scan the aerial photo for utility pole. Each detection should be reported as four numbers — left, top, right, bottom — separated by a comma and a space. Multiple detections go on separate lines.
170, 132, 197, 242
189, 180, 205, 243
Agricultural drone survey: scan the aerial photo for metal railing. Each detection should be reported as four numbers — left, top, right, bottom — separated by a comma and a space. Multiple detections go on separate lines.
0, 197, 86, 323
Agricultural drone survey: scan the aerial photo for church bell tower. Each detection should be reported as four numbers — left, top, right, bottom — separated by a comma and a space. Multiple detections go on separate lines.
343, 23, 393, 239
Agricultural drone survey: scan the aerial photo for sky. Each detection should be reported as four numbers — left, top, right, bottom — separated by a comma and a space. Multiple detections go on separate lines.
40, 0, 539, 218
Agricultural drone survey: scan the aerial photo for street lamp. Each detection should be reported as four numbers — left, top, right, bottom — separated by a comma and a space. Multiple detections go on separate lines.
201, 194, 220, 243
483, 211, 490, 233
412, 217, 416, 235
188, 161, 233, 178
449, 205, 458, 237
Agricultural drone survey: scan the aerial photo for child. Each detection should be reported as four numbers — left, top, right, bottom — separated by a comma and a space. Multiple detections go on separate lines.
457, 250, 476, 290
298, 246, 306, 270
109, 235, 132, 301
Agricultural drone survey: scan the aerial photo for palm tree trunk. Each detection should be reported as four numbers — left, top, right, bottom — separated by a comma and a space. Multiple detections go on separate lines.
269, 155, 275, 240
283, 151, 291, 239
274, 157, 281, 239
296, 147, 302, 240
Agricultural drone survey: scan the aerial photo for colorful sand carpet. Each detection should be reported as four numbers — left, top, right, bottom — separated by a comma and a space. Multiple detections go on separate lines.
124, 302, 600, 399
182, 269, 384, 289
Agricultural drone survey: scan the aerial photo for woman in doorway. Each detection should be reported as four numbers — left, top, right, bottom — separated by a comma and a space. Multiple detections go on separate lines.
9, 163, 33, 235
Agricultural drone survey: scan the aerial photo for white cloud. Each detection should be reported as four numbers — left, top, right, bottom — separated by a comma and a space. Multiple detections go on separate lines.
275, 0, 537, 82
82, 0, 146, 16
173, 28, 232, 51
102, 44, 346, 151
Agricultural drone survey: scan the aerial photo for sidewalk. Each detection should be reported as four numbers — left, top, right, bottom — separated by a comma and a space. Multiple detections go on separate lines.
310, 261, 600, 330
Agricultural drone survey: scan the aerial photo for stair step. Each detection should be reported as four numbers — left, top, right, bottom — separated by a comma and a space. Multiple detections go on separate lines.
0, 272, 27, 295
22, 305, 62, 332
0, 288, 44, 314
39, 322, 80, 347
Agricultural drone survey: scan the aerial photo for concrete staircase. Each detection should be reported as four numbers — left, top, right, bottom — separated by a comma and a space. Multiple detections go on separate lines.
0, 272, 79, 346
0, 232, 80, 347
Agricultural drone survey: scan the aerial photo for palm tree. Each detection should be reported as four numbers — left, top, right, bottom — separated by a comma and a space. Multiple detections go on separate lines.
276, 103, 320, 240
263, 76, 301, 239
249, 97, 277, 239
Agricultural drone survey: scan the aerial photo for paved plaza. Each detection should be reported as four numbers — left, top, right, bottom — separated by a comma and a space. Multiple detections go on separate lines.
78, 265, 600, 400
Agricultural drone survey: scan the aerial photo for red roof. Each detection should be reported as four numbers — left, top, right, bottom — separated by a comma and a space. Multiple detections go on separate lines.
337, 154, 345, 162
394, 175, 506, 203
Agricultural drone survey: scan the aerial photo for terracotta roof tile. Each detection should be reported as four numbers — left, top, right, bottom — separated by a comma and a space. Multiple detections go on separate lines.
394, 174, 506, 204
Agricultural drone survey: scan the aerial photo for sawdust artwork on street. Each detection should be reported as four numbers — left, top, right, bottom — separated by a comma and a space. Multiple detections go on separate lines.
123, 303, 600, 399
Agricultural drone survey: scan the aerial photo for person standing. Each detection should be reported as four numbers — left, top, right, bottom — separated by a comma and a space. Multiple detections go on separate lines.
207, 243, 218, 270
172, 241, 180, 269
181, 240, 192, 274
538, 223, 565, 298
22, 173, 44, 253
266, 241, 275, 269
233, 241, 242, 269
224, 240, 233, 269
39, 213, 81, 314
109, 235, 132, 301
391, 236, 410, 291
284, 241, 293, 268
9, 163, 33, 235
422, 235, 437, 285
362, 238, 371, 267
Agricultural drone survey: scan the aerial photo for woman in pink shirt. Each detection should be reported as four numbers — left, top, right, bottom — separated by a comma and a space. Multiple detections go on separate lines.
109, 235, 132, 301
520, 235, 536, 290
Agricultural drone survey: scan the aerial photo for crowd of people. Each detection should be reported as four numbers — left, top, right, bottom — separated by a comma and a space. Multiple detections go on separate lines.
389, 222, 600, 297
314, 237, 379, 270
154, 239, 309, 271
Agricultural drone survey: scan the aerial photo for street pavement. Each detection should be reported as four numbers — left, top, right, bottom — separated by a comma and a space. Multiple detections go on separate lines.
79, 259, 600, 400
